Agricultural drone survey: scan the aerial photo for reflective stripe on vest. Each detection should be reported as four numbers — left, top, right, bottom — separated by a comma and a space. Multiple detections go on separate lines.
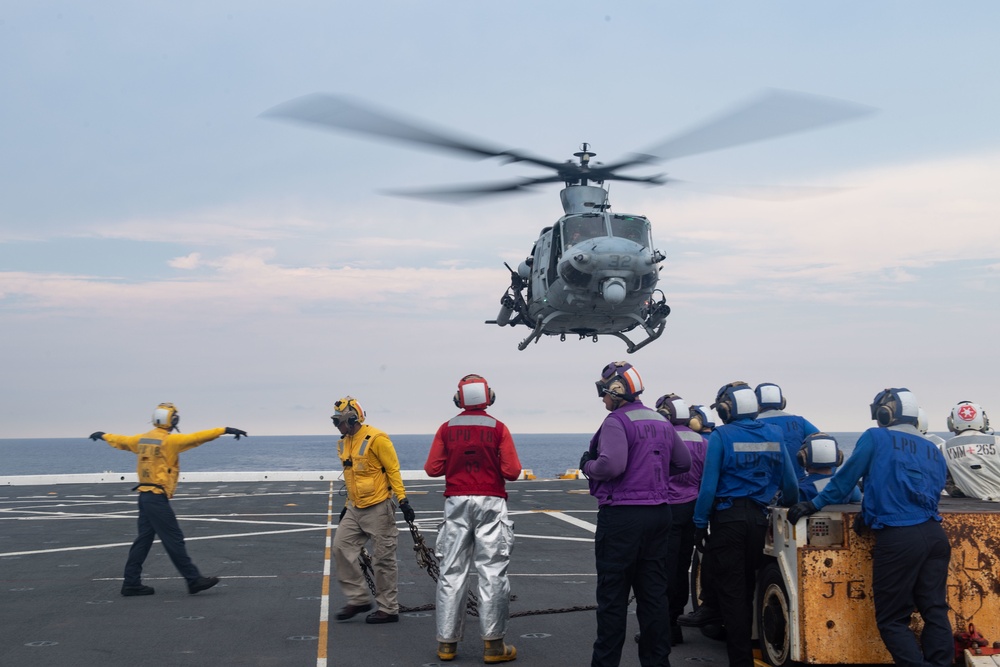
733, 441, 781, 453
448, 415, 498, 428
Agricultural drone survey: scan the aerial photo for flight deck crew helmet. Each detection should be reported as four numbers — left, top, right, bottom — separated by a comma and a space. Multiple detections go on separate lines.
152, 402, 180, 431
712, 381, 758, 424
655, 393, 691, 426
755, 383, 787, 411
595, 361, 644, 402
689, 405, 716, 433
454, 374, 496, 410
798, 432, 844, 470
917, 407, 930, 434
947, 401, 990, 434
870, 387, 920, 427
331, 396, 365, 427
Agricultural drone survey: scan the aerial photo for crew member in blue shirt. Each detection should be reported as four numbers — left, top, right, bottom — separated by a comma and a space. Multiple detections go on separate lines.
755, 382, 821, 481
693, 382, 798, 667
788, 388, 951, 667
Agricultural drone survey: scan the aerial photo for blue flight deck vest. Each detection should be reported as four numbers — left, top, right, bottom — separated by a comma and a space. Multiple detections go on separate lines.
862, 427, 947, 529
758, 411, 818, 480
713, 419, 786, 511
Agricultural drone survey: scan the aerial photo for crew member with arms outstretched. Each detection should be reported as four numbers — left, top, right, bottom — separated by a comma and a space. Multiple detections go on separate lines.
89, 402, 247, 596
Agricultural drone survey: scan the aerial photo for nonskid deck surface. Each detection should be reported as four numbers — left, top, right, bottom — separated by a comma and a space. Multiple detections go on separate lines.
0, 478, 727, 666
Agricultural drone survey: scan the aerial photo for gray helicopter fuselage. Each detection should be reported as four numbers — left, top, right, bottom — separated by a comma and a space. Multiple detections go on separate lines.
521, 208, 662, 335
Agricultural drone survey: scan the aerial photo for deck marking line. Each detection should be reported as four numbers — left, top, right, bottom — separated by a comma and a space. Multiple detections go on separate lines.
537, 511, 597, 533
318, 481, 333, 667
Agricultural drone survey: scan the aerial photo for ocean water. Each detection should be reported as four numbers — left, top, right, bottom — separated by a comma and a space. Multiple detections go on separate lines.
0, 431, 890, 479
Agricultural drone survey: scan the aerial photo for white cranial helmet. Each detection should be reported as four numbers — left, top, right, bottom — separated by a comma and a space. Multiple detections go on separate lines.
948, 401, 990, 434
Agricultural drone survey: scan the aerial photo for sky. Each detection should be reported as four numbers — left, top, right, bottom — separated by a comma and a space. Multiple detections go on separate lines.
2, 2, 999, 439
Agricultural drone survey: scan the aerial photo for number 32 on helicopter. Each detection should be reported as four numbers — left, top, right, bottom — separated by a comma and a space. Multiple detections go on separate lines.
263, 89, 872, 352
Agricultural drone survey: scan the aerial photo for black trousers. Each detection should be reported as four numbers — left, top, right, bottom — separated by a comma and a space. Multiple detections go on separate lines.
592, 503, 673, 667
872, 520, 952, 667
123, 491, 201, 586
665, 499, 696, 622
706, 502, 767, 667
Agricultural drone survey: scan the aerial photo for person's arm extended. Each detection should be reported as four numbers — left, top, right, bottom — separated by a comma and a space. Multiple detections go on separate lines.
693, 433, 723, 528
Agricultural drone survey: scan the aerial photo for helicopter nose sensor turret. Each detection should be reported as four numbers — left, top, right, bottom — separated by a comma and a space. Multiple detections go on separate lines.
601, 277, 627, 305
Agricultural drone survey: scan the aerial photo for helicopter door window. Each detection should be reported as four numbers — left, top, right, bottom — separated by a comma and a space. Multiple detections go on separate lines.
562, 214, 607, 250
611, 216, 650, 247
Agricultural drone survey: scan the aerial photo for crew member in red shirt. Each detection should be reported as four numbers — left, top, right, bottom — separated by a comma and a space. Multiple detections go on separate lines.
424, 374, 522, 663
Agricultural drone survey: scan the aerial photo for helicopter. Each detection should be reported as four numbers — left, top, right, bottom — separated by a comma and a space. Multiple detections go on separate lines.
262, 89, 873, 352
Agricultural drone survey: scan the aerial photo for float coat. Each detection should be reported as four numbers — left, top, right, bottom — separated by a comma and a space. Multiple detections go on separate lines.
337, 424, 407, 508
102, 426, 226, 498
943, 432, 1000, 501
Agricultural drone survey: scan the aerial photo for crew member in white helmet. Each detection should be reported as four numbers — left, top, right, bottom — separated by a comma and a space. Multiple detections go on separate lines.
942, 401, 1000, 501
797, 432, 860, 503
424, 375, 522, 663
89, 403, 247, 596
755, 383, 821, 481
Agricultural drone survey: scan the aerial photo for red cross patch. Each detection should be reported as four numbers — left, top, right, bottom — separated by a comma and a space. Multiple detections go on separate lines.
959, 404, 979, 421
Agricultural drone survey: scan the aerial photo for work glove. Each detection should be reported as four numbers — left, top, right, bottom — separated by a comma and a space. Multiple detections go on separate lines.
399, 499, 416, 523
89, 431, 106, 441
694, 527, 709, 553
579, 450, 595, 471
787, 501, 818, 525
225, 427, 248, 440
339, 506, 347, 522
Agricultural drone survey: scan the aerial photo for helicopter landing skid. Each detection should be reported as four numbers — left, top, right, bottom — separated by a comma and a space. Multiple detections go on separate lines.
517, 310, 566, 351
609, 319, 666, 354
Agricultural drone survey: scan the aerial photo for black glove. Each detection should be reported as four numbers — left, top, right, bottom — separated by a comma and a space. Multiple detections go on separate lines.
225, 427, 248, 440
399, 499, 416, 523
787, 501, 817, 525
89, 431, 106, 441
694, 527, 709, 553
339, 506, 347, 521
852, 513, 869, 537
579, 450, 595, 471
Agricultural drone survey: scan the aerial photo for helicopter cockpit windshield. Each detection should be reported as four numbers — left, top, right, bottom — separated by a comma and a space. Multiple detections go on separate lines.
610, 215, 651, 247
561, 214, 606, 250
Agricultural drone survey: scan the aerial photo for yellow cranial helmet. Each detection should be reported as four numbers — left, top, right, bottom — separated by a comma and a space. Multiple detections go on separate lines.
152, 402, 180, 430
332, 396, 365, 427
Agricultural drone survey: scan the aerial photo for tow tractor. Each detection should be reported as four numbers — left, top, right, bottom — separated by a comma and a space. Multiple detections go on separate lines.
756, 498, 1000, 666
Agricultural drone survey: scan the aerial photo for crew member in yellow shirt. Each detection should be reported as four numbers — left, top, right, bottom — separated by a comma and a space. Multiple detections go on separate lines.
89, 402, 247, 596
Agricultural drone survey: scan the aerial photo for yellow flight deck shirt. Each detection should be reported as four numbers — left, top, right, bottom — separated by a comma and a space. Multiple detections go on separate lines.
338, 424, 407, 509
102, 426, 227, 498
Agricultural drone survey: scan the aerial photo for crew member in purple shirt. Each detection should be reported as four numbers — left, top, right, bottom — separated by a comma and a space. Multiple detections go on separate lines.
655, 394, 708, 646
580, 362, 691, 667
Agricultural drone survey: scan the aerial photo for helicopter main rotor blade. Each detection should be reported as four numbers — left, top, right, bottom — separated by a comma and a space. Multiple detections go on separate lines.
262, 93, 568, 171
382, 175, 566, 202
605, 88, 877, 171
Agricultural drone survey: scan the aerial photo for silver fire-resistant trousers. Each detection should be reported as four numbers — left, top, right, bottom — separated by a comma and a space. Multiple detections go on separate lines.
434, 495, 514, 642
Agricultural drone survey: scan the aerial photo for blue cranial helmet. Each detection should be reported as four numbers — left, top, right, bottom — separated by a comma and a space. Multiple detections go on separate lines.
755, 383, 786, 411
870, 388, 920, 427
798, 432, 843, 469
712, 381, 759, 424
689, 405, 716, 433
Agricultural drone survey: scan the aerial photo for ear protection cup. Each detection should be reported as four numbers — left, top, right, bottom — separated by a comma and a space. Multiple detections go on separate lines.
716, 400, 731, 424
876, 403, 894, 427
797, 447, 808, 470
689, 414, 704, 432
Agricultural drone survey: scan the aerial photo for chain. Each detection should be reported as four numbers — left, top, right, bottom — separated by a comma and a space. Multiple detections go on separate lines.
357, 519, 609, 618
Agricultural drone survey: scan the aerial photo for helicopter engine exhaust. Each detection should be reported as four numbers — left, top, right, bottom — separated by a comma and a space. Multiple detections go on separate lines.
601, 277, 627, 305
